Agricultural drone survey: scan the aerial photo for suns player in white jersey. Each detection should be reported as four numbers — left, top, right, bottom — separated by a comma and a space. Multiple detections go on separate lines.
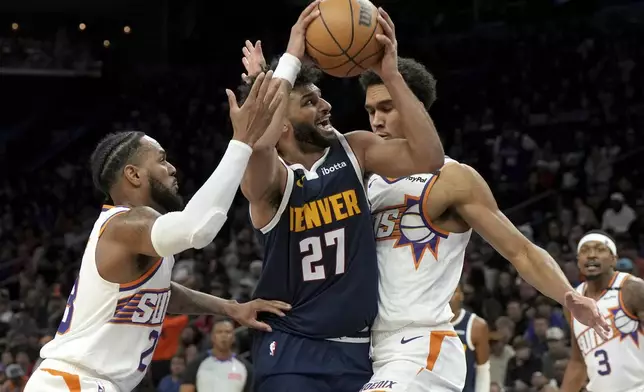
25, 72, 291, 392
356, 57, 610, 392
561, 231, 644, 392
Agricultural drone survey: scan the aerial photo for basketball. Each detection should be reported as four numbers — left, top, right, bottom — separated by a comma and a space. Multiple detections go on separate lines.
305, 0, 384, 78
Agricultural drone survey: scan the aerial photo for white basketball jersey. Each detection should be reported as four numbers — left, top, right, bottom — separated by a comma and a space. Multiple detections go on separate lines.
368, 159, 472, 331
572, 272, 644, 392
40, 205, 175, 391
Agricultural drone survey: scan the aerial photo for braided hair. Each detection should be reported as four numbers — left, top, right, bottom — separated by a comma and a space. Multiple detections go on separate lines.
90, 131, 145, 198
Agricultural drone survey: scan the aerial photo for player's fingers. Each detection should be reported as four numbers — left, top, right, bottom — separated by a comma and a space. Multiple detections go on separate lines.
298, 0, 320, 23
254, 40, 262, 54
259, 304, 286, 317
242, 47, 251, 58
267, 300, 292, 310
256, 70, 274, 102
248, 320, 273, 332
301, 9, 321, 28
247, 72, 266, 101
263, 79, 281, 106
375, 34, 393, 50
245, 39, 254, 52
377, 15, 394, 39
242, 58, 251, 72
378, 7, 395, 33
268, 93, 284, 114
225, 89, 239, 111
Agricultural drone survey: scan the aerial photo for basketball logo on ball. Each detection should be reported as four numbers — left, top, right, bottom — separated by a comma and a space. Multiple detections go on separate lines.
305, 0, 384, 77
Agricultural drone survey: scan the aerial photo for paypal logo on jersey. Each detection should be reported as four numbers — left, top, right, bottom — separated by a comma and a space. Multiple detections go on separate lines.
321, 161, 347, 176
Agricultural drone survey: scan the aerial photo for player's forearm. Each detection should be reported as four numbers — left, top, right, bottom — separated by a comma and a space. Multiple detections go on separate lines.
513, 244, 574, 306
167, 281, 237, 315
384, 72, 444, 172
560, 361, 587, 392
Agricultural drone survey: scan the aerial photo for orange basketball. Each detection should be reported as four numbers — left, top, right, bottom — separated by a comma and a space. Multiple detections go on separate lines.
305, 0, 384, 78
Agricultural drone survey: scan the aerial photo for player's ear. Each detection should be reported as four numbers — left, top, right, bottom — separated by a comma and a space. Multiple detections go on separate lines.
123, 164, 144, 187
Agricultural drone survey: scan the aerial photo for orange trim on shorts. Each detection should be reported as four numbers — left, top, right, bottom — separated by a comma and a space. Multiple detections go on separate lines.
119, 257, 163, 291
41, 368, 81, 392
420, 175, 450, 237
425, 330, 457, 371
618, 275, 639, 320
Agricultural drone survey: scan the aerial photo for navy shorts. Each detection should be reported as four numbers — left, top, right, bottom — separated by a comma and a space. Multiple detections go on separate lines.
252, 330, 372, 392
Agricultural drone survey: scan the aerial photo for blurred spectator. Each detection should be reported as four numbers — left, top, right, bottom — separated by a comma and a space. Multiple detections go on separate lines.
180, 319, 252, 392
157, 356, 186, 392
150, 315, 190, 388
602, 193, 636, 234
505, 337, 542, 386
1, 364, 26, 392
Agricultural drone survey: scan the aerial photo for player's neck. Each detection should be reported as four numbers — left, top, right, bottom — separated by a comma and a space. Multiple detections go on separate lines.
450, 308, 462, 322
585, 271, 616, 297
111, 192, 160, 212
281, 147, 326, 171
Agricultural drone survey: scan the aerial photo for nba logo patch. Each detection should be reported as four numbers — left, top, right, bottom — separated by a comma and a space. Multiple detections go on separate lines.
269, 341, 277, 356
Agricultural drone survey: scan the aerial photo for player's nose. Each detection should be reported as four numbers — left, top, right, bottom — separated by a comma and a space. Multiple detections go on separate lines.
319, 97, 331, 113
167, 161, 177, 177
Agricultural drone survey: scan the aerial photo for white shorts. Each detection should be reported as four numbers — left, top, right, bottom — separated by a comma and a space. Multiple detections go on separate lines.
25, 359, 119, 392
361, 326, 466, 392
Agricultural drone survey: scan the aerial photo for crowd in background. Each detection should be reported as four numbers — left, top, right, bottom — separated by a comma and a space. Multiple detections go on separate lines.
0, 10, 643, 392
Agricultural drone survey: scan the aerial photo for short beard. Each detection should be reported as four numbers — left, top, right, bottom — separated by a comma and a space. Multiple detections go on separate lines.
292, 121, 334, 153
149, 176, 184, 213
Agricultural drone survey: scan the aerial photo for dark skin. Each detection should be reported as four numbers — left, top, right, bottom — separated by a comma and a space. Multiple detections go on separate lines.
561, 240, 644, 392
449, 286, 490, 366
96, 73, 293, 330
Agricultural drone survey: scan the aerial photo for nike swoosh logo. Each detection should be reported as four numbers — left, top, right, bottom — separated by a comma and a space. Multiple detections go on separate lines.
400, 335, 423, 344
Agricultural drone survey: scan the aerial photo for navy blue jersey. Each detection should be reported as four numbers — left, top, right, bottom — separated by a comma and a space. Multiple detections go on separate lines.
453, 309, 477, 392
253, 131, 378, 339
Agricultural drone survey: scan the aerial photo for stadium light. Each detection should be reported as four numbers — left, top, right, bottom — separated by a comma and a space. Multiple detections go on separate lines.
123, 26, 131, 34
79, 23, 87, 31
103, 40, 110, 48
11, 23, 18, 31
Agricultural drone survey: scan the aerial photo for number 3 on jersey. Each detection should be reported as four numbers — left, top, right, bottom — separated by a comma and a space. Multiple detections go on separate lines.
300, 228, 345, 281
57, 279, 79, 335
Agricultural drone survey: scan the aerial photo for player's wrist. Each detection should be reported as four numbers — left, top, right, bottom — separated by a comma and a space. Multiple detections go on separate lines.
274, 53, 301, 87
221, 299, 241, 317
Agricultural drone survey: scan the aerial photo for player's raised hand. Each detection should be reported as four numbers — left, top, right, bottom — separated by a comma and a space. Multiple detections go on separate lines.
241, 40, 267, 84
227, 299, 292, 332
226, 71, 284, 147
286, 0, 321, 61
565, 291, 612, 339
371, 7, 399, 80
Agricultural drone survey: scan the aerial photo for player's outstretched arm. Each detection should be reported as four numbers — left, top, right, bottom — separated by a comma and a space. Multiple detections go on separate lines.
345, 8, 444, 177
167, 281, 290, 331
442, 163, 609, 337
101, 72, 283, 258
472, 318, 491, 392
560, 310, 588, 392
620, 275, 644, 323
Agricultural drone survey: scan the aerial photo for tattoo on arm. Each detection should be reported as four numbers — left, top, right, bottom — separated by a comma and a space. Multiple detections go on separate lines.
621, 277, 644, 323
167, 281, 234, 315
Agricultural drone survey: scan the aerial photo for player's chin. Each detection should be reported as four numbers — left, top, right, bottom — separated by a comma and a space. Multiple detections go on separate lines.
315, 123, 335, 134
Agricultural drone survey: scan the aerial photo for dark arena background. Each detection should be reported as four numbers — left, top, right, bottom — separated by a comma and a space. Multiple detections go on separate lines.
0, 0, 643, 390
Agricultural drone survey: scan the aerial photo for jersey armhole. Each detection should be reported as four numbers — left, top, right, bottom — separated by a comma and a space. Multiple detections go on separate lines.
335, 130, 367, 195
465, 313, 476, 351
252, 160, 294, 235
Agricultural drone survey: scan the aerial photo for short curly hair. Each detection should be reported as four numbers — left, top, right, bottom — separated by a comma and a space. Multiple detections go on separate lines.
359, 57, 437, 110
237, 55, 323, 104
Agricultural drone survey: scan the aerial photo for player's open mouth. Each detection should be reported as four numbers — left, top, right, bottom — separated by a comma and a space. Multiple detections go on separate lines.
585, 261, 600, 272
315, 116, 333, 132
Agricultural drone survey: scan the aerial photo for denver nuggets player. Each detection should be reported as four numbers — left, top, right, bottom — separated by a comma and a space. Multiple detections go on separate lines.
237, 6, 445, 392
358, 58, 610, 392
561, 231, 644, 392
25, 72, 290, 392
450, 283, 490, 392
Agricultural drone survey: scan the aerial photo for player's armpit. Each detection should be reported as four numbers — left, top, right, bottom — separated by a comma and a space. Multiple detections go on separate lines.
560, 322, 588, 392
100, 206, 161, 258
241, 148, 288, 229
344, 130, 444, 178
620, 276, 644, 323
472, 317, 490, 364
447, 163, 573, 306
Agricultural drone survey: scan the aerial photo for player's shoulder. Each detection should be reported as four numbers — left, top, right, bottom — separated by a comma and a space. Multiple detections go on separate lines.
621, 274, 644, 304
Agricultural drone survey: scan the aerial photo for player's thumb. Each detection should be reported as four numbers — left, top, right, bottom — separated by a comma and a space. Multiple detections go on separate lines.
225, 89, 239, 110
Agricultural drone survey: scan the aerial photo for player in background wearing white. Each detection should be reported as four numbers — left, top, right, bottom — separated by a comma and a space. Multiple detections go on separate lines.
25, 73, 291, 392
450, 283, 490, 392
561, 230, 644, 392
239, 37, 610, 392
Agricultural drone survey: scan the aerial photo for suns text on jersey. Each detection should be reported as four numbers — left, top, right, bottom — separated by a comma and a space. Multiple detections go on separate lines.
289, 189, 361, 232
110, 288, 171, 327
